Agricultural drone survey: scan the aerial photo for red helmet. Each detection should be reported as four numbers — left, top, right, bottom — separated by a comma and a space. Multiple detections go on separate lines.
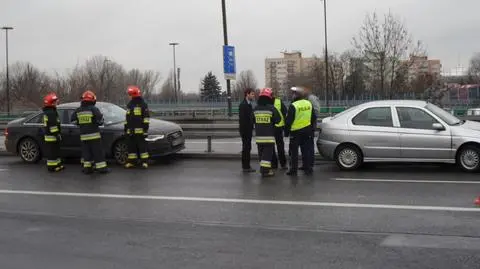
43, 93, 59, 107
259, 88, 273, 99
81, 90, 97, 102
127, 86, 141, 97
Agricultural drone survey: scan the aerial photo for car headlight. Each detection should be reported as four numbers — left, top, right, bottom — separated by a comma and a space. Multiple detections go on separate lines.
145, 134, 165, 142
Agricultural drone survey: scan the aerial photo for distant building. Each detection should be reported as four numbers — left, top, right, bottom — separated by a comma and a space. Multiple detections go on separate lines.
402, 55, 442, 79
265, 51, 322, 97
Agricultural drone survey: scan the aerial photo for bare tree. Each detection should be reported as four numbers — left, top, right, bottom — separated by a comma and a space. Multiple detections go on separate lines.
8, 62, 52, 109
159, 71, 176, 101
353, 11, 424, 97
233, 70, 257, 100
468, 53, 480, 83
125, 69, 162, 100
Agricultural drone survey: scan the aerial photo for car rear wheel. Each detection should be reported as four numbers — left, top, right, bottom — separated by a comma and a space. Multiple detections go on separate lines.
18, 137, 41, 164
457, 145, 480, 172
113, 140, 128, 165
335, 144, 363, 171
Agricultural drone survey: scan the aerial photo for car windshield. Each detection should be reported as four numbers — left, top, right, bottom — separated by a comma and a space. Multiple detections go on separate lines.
425, 103, 462, 125
331, 106, 357, 119
97, 103, 126, 125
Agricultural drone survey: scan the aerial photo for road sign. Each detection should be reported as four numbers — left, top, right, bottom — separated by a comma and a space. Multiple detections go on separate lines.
223, 45, 236, 80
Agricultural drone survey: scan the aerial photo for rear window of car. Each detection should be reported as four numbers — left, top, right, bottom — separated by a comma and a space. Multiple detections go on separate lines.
25, 113, 43, 124
352, 107, 393, 127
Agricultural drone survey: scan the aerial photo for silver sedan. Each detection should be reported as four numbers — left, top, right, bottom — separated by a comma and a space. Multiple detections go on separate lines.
317, 100, 480, 172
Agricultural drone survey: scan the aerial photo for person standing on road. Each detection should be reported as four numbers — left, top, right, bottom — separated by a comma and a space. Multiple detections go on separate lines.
124, 85, 150, 169
42, 92, 64, 172
71, 90, 110, 174
303, 87, 320, 170
271, 91, 288, 170
254, 88, 280, 177
239, 88, 256, 173
285, 86, 317, 176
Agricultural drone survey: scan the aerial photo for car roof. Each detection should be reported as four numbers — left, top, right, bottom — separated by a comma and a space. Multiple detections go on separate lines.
356, 100, 427, 108
57, 101, 110, 109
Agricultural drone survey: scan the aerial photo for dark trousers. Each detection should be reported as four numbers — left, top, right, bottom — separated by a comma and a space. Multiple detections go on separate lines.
289, 131, 314, 173
45, 141, 62, 171
257, 143, 274, 174
81, 138, 107, 172
241, 132, 253, 169
272, 127, 286, 168
127, 134, 149, 164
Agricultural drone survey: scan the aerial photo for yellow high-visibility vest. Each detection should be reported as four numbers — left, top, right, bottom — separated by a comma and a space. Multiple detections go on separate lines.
274, 98, 285, 127
291, 99, 312, 131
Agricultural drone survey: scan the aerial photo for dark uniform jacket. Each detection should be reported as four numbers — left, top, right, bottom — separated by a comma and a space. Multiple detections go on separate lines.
125, 97, 150, 135
254, 104, 281, 143
239, 99, 254, 136
284, 97, 317, 137
43, 107, 61, 142
71, 101, 104, 141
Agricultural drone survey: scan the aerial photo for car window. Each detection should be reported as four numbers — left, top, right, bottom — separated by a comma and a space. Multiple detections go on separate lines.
397, 107, 439, 130
25, 113, 43, 124
352, 107, 393, 127
62, 109, 77, 125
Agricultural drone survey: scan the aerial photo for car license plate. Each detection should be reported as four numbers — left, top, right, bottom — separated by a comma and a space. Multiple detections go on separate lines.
172, 138, 183, 146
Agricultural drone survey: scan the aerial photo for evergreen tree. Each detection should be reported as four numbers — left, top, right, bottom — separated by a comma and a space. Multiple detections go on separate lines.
200, 72, 222, 101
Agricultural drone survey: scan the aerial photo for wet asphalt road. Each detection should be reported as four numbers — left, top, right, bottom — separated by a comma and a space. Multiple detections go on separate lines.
0, 156, 479, 269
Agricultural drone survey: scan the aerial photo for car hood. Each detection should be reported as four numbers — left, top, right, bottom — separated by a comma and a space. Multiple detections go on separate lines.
107, 118, 182, 134
459, 120, 480, 131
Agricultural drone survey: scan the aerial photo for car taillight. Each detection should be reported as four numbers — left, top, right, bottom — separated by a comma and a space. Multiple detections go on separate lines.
3, 128, 8, 137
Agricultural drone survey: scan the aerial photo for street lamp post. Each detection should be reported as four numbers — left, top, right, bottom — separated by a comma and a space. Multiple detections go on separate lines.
1, 26, 13, 116
221, 0, 232, 117
321, 0, 329, 113
169, 42, 179, 103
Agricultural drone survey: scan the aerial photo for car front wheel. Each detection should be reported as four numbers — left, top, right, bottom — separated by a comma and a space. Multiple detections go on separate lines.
335, 144, 363, 171
18, 137, 41, 164
113, 140, 128, 165
457, 145, 480, 172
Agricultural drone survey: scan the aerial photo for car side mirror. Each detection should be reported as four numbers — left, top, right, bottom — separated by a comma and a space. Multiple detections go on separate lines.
432, 123, 445, 131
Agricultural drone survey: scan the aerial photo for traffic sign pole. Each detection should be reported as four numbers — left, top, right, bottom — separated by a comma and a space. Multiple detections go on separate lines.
221, 0, 233, 118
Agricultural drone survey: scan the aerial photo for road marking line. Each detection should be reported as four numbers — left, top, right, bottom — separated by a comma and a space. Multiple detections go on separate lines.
382, 234, 480, 250
0, 190, 479, 212
0, 169, 8, 172
332, 178, 480, 184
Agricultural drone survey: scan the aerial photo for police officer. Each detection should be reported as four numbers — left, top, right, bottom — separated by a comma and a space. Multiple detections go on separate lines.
285, 86, 317, 176
71, 90, 110, 174
271, 92, 288, 170
254, 88, 280, 177
42, 92, 64, 172
124, 85, 150, 169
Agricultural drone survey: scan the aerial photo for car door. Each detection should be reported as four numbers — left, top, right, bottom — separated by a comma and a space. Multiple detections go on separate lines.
395, 106, 452, 160
58, 108, 81, 157
348, 106, 401, 159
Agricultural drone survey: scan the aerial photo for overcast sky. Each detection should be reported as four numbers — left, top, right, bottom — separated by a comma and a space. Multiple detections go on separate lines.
1, 0, 479, 93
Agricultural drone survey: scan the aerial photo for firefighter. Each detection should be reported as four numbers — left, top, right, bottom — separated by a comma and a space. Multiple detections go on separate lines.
254, 88, 281, 177
42, 92, 64, 172
271, 92, 288, 170
71, 90, 110, 174
285, 86, 317, 176
124, 85, 150, 169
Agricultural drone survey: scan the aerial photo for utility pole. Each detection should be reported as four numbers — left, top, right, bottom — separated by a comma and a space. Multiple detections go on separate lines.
321, 0, 329, 113
2, 26, 14, 116
221, 0, 232, 117
169, 42, 179, 103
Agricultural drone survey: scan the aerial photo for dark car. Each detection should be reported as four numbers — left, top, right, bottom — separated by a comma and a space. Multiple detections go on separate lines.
4, 102, 185, 164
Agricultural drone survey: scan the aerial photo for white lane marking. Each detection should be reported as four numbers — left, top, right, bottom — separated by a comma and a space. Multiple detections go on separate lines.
333, 178, 480, 184
0, 190, 479, 212
0, 169, 8, 172
382, 234, 480, 250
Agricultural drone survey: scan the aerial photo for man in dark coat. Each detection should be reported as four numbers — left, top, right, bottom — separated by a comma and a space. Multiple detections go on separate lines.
239, 88, 256, 172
